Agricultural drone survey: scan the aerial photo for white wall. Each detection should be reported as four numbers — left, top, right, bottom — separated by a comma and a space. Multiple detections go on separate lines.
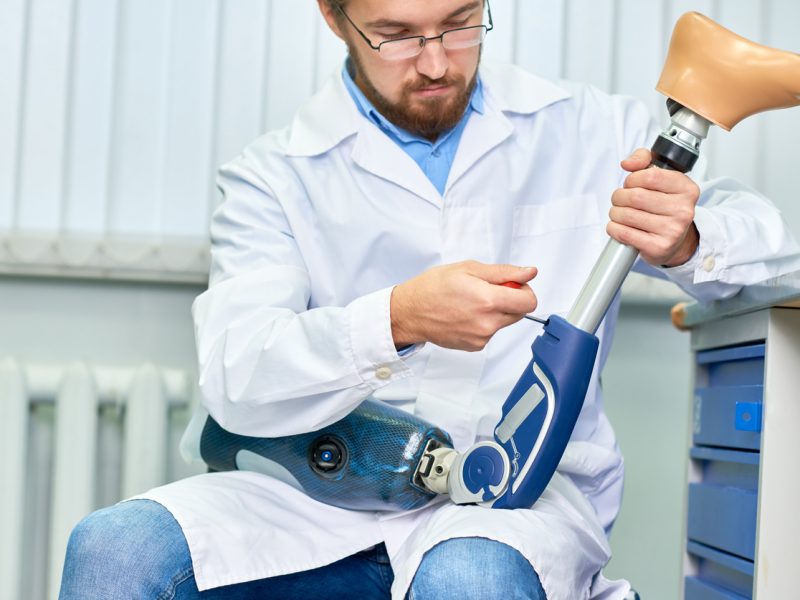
1, 0, 798, 262
1, 2, 798, 598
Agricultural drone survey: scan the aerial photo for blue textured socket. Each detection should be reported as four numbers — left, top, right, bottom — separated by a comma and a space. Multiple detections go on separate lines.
462, 446, 506, 501
200, 399, 452, 512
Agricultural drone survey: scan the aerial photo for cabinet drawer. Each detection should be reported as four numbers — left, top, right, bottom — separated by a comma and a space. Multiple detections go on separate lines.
687, 484, 757, 560
685, 576, 749, 600
688, 483, 757, 560
693, 386, 762, 450
687, 448, 759, 561
686, 540, 753, 599
696, 343, 765, 387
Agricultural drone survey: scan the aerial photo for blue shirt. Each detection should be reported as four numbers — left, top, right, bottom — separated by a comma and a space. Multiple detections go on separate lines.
342, 62, 484, 195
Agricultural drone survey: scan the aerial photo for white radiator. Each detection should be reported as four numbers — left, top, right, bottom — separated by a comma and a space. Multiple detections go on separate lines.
0, 358, 193, 600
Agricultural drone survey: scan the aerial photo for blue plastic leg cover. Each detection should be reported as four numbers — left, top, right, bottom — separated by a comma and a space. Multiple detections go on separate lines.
488, 316, 599, 508
200, 399, 452, 512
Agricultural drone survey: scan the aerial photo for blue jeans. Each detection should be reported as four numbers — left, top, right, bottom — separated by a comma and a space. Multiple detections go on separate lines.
60, 499, 546, 599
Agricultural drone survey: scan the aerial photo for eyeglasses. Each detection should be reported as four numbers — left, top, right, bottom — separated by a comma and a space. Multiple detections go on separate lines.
336, 1, 494, 61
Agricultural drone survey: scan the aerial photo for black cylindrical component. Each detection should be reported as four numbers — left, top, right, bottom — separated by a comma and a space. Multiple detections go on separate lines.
651, 134, 698, 173
666, 98, 684, 117
309, 435, 347, 475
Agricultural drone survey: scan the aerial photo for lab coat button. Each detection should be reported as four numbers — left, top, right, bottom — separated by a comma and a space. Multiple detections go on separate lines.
703, 255, 716, 272
375, 366, 392, 380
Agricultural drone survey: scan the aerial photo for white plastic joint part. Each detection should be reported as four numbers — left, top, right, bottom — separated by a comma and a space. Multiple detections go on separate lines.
448, 441, 510, 506
418, 447, 458, 495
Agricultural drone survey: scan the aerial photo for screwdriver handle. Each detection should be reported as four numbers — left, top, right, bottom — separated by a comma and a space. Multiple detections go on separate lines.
499, 282, 548, 325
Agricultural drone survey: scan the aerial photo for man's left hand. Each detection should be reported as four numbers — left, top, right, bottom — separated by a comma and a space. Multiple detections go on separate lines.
607, 147, 700, 267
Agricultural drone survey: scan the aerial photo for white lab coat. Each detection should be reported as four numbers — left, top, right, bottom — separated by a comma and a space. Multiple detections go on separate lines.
136, 61, 800, 599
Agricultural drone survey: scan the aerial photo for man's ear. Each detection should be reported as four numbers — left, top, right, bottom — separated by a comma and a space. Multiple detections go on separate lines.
317, 0, 346, 41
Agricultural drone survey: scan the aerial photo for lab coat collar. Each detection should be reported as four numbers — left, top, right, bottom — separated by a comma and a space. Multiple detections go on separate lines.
285, 72, 360, 158
478, 60, 571, 116
350, 120, 443, 204
286, 59, 571, 204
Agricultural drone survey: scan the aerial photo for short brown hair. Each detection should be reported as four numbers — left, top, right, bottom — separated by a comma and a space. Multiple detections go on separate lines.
323, 0, 348, 11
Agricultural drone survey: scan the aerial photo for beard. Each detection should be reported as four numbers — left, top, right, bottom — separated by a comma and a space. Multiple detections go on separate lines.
347, 44, 478, 141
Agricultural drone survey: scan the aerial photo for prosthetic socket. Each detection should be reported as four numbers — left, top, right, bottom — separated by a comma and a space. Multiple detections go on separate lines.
200, 13, 800, 512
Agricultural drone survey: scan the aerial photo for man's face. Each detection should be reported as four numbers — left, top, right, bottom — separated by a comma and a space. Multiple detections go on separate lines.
328, 0, 484, 140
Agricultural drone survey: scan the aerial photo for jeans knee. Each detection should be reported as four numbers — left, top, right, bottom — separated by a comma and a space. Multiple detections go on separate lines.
66, 500, 167, 565
409, 537, 545, 600
60, 500, 194, 600
64, 506, 121, 567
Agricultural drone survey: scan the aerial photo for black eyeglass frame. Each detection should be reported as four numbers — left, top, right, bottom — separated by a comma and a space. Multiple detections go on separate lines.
335, 1, 494, 59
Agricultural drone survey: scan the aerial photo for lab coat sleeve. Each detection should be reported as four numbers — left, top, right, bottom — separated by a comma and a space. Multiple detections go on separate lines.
192, 151, 419, 438
658, 176, 800, 299
613, 94, 800, 301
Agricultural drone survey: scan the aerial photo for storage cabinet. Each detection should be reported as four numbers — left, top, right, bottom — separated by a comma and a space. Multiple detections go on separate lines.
679, 301, 800, 599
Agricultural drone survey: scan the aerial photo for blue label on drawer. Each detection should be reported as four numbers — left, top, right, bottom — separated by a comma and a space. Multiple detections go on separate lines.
693, 386, 762, 450
735, 402, 762, 432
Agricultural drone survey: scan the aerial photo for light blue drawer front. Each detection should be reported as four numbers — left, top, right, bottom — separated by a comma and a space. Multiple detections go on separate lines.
690, 447, 759, 491
696, 343, 765, 387
687, 483, 757, 560
685, 576, 750, 600
693, 386, 762, 450
686, 540, 754, 598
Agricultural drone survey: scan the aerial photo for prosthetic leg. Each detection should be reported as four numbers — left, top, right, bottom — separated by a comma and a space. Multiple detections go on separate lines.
201, 399, 451, 511
199, 13, 800, 511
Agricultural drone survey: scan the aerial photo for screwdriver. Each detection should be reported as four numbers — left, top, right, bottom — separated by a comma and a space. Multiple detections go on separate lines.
500, 282, 549, 325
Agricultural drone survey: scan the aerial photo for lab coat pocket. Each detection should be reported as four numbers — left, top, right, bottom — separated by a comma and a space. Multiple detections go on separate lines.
510, 195, 607, 316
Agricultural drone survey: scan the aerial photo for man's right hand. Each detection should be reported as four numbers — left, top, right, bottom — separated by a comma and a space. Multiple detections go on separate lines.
390, 261, 538, 352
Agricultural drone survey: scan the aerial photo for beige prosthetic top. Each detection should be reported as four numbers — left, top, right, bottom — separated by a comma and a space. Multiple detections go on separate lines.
657, 12, 800, 131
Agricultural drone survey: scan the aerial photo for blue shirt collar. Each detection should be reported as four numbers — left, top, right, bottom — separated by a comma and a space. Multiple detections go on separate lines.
341, 59, 484, 146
